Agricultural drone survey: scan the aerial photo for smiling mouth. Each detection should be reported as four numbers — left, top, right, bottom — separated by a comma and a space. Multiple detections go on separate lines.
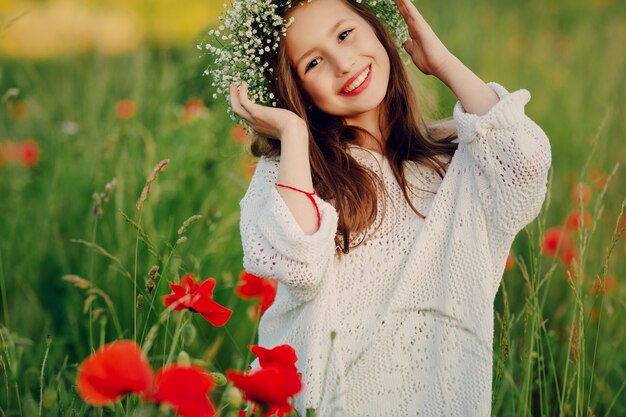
340, 65, 371, 94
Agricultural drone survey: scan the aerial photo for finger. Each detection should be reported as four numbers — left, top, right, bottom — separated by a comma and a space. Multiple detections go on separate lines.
394, 0, 427, 38
395, 0, 425, 23
230, 84, 252, 121
238, 81, 257, 117
403, 39, 415, 54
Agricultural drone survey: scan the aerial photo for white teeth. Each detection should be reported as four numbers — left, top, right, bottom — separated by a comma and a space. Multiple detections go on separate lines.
343, 66, 370, 93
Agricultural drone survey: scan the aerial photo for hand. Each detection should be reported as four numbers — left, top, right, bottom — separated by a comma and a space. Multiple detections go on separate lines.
229, 82, 307, 141
392, 0, 456, 77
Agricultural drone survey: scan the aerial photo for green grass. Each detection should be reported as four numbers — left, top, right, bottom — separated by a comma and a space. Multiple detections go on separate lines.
0, 0, 625, 415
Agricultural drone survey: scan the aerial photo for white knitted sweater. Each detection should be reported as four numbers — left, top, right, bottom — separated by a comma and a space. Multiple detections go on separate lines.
239, 82, 552, 416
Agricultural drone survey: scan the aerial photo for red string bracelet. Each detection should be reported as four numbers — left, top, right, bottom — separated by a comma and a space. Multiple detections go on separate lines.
275, 183, 321, 229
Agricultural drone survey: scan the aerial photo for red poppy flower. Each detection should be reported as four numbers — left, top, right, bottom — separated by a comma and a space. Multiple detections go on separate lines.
17, 138, 40, 167
226, 344, 301, 417
183, 98, 205, 122
163, 274, 232, 326
230, 124, 253, 144
542, 227, 574, 257
144, 365, 216, 417
565, 210, 593, 231
235, 272, 278, 316
226, 368, 301, 416
116, 99, 136, 120
249, 345, 298, 372
559, 246, 578, 266
76, 340, 153, 406
504, 253, 515, 271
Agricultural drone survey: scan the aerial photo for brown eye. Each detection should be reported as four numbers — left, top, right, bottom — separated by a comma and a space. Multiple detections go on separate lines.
305, 58, 320, 72
338, 29, 352, 41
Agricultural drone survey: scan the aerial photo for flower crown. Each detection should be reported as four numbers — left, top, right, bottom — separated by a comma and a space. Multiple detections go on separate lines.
200, 0, 408, 121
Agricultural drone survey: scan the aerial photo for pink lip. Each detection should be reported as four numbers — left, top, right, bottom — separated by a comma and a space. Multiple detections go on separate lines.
338, 65, 372, 96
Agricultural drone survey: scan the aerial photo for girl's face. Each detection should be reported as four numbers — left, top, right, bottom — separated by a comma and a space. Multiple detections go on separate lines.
284, 0, 390, 126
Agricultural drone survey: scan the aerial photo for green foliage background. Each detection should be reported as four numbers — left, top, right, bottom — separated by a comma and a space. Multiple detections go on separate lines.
0, 0, 624, 415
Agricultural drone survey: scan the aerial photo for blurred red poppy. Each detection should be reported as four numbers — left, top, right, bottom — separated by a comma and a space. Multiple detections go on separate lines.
184, 98, 205, 122
542, 227, 574, 257
230, 124, 253, 144
559, 246, 578, 266
226, 345, 301, 417
589, 168, 608, 190
565, 210, 593, 231
571, 182, 592, 206
76, 340, 153, 406
235, 271, 278, 316
591, 273, 619, 295
504, 253, 515, 271
144, 365, 216, 417
116, 99, 136, 120
163, 274, 232, 326
16, 138, 40, 167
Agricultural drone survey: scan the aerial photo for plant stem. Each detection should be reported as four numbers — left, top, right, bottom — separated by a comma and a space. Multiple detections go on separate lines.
89, 219, 98, 352
38, 335, 52, 417
134, 210, 143, 344
0, 250, 9, 330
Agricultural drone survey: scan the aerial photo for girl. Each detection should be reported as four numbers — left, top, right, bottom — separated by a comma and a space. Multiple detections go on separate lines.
210, 0, 551, 415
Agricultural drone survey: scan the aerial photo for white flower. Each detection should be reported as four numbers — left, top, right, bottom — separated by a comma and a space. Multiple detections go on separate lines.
201, 0, 408, 122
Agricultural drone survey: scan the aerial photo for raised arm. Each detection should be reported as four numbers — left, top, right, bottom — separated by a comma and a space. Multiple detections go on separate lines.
392, 0, 499, 115
230, 82, 320, 234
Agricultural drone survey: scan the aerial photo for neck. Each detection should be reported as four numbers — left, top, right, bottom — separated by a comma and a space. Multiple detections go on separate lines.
344, 106, 386, 152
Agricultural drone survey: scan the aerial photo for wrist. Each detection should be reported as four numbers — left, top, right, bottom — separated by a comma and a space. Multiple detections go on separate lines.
279, 119, 308, 141
433, 54, 463, 88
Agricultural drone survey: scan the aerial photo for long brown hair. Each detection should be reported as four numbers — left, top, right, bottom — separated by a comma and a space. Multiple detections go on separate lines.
250, 0, 458, 255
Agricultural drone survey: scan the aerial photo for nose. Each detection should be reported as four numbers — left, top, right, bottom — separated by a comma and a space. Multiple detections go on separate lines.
332, 53, 355, 77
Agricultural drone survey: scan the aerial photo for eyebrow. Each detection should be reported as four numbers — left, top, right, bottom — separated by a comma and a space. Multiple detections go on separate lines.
295, 18, 354, 69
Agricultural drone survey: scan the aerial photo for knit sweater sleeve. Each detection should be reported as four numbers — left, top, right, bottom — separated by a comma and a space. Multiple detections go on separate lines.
239, 155, 339, 302
453, 82, 552, 234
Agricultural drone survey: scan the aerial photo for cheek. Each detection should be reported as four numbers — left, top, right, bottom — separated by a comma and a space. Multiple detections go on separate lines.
303, 77, 331, 104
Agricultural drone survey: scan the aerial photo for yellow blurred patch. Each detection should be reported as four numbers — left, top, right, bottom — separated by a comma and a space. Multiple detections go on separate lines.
0, 2, 142, 58
0, 0, 223, 58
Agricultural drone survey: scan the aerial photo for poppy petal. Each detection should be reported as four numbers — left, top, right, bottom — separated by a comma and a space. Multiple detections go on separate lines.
196, 278, 217, 298
146, 365, 216, 417
76, 340, 153, 406
226, 367, 301, 407
235, 272, 265, 298
181, 274, 199, 292
169, 282, 187, 296
198, 302, 232, 327
249, 345, 298, 371
163, 293, 192, 310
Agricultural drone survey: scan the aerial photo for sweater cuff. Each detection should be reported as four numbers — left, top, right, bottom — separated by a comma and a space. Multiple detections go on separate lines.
257, 185, 339, 264
453, 82, 531, 143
